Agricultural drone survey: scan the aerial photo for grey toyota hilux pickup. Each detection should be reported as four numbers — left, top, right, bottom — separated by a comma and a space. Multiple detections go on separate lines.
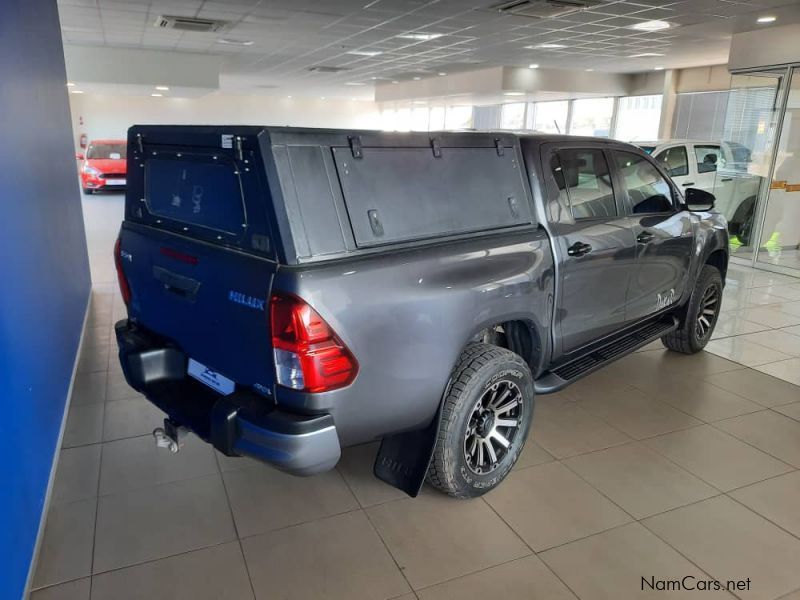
114, 125, 728, 498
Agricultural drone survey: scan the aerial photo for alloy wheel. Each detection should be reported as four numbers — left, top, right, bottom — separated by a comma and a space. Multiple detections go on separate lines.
695, 284, 720, 340
464, 379, 523, 474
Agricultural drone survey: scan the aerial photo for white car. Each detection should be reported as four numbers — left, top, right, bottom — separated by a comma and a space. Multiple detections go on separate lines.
636, 140, 761, 246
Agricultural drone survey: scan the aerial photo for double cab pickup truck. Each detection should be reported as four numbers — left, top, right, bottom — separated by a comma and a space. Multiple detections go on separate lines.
114, 126, 728, 498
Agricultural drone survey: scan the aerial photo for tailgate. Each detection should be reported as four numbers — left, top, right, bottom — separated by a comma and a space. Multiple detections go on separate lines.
120, 224, 276, 390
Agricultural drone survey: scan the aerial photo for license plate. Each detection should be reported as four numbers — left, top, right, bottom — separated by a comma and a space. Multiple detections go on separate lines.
187, 358, 235, 395
106, 179, 126, 185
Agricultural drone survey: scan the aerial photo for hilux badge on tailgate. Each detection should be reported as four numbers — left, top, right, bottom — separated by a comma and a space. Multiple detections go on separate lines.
228, 290, 265, 311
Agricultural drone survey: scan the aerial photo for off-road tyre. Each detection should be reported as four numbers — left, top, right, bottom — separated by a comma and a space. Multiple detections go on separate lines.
661, 264, 722, 354
427, 343, 534, 498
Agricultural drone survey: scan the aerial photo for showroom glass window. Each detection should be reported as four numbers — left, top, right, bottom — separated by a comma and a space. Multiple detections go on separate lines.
554, 148, 617, 219
614, 151, 675, 214
532, 101, 568, 134
695, 145, 721, 173
569, 98, 614, 137
445, 105, 473, 129
614, 94, 663, 141
501, 103, 526, 129
654, 146, 690, 177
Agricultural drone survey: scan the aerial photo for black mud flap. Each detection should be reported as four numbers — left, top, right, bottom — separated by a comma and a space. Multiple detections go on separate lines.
373, 406, 443, 497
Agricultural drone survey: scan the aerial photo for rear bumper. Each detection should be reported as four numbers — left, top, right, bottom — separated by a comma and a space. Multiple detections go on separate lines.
114, 320, 340, 475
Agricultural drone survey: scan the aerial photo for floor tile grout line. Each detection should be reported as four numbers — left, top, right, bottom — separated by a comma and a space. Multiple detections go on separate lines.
706, 414, 800, 469
478, 496, 584, 600
217, 459, 258, 600
335, 470, 416, 595
723, 493, 800, 546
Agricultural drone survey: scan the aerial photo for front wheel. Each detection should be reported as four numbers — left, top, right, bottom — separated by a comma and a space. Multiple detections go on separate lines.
661, 265, 722, 354
427, 343, 534, 498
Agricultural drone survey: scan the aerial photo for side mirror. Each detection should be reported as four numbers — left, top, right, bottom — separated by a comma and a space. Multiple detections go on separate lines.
75, 152, 85, 160
685, 187, 715, 211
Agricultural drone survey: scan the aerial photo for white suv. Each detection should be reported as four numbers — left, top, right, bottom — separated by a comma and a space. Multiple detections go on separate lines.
637, 140, 761, 246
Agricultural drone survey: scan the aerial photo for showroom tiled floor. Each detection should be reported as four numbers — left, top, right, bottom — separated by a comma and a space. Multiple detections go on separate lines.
31, 195, 800, 600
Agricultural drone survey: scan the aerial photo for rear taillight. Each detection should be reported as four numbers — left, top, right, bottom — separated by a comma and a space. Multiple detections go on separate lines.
270, 293, 358, 393
114, 238, 132, 306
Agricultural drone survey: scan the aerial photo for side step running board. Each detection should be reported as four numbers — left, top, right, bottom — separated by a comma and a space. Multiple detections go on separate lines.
534, 316, 679, 394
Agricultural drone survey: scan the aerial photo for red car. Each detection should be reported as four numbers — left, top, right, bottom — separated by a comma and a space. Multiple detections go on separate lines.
76, 139, 127, 194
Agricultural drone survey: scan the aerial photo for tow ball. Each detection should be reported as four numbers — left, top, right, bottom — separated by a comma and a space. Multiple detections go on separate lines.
153, 419, 189, 453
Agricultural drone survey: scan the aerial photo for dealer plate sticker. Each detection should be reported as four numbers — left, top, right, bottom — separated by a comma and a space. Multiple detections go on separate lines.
188, 359, 235, 395
106, 179, 126, 185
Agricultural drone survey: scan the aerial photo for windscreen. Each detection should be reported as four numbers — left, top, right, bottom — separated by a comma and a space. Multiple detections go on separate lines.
145, 157, 245, 234
87, 143, 127, 159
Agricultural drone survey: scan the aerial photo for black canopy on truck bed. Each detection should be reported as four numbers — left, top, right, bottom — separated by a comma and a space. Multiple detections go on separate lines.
126, 125, 535, 265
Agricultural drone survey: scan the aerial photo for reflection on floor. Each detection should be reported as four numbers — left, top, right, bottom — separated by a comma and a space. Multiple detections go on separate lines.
32, 199, 800, 599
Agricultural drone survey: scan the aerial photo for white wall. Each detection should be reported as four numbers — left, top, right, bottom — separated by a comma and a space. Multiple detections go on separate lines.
68, 93, 381, 147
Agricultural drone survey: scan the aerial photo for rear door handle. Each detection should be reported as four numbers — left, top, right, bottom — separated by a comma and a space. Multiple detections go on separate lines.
637, 231, 655, 244
681, 182, 696, 187
720, 177, 733, 182
567, 241, 592, 257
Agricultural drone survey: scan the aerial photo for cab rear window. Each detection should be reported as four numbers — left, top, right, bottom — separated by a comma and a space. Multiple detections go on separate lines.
145, 157, 245, 234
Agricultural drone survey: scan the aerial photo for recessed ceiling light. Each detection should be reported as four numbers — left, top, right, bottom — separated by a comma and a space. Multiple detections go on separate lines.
438, 72, 447, 76
70, 89, 84, 94
397, 33, 443, 41
287, 95, 292, 98
66, 82, 75, 87
155, 85, 169, 91
630, 20, 671, 31
528, 63, 539, 69
320, 96, 326, 99
392, 80, 399, 84
346, 50, 382, 57
504, 91, 525, 96
585, 68, 594, 72
630, 52, 665, 58
654, 66, 665, 71
413, 76, 421, 80
345, 82, 366, 86
757, 15, 776, 23
151, 93, 163, 97
217, 38, 254, 46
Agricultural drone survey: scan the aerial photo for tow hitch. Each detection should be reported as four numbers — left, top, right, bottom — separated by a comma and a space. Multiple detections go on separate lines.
153, 419, 189, 453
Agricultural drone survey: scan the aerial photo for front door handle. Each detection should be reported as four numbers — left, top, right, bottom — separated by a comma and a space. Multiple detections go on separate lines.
681, 182, 696, 187
567, 241, 592, 257
637, 231, 655, 244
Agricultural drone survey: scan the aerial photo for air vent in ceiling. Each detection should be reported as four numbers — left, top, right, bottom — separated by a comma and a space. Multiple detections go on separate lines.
154, 15, 229, 33
489, 0, 606, 19
307, 66, 351, 73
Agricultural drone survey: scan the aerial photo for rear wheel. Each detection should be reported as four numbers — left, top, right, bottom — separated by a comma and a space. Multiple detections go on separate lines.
661, 264, 722, 354
427, 343, 534, 498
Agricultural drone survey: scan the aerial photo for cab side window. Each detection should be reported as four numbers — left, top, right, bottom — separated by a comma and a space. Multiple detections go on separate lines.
694, 145, 721, 173
554, 148, 617, 219
614, 151, 675, 215
654, 145, 689, 177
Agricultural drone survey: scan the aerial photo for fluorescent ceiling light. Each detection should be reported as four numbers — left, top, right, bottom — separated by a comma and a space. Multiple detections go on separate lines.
155, 85, 169, 91
217, 38, 253, 46
70, 90, 84, 94
757, 15, 776, 23
413, 76, 421, 80
345, 82, 366, 86
527, 43, 566, 49
528, 63, 539, 69
66, 82, 75, 87
392, 80, 399, 84
630, 52, 665, 58
438, 72, 447, 76
654, 66, 665, 71
151, 93, 163, 97
287, 95, 292, 98
630, 20, 671, 31
504, 91, 525, 96
346, 50, 382, 57
397, 33, 442, 41
585, 68, 594, 72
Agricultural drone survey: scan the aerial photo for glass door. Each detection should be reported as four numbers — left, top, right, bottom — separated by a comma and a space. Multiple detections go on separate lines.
714, 69, 788, 263
755, 67, 800, 274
